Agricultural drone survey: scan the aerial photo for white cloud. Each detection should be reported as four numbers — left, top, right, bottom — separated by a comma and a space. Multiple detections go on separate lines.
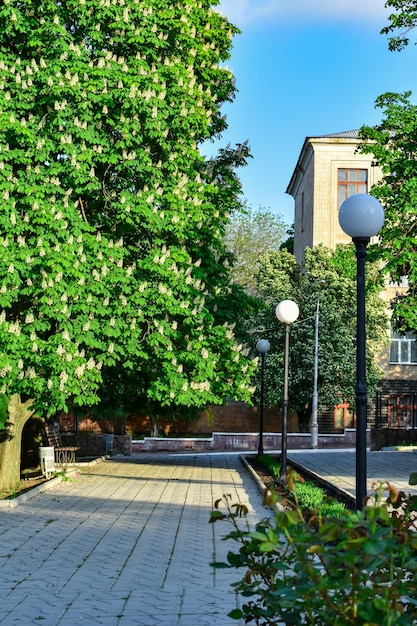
218, 0, 389, 26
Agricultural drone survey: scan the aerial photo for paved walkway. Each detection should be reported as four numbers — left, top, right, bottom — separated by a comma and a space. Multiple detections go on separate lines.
288, 448, 417, 501
1, 449, 416, 625
0, 453, 272, 626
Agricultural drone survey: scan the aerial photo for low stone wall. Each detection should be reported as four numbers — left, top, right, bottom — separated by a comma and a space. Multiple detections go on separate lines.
66, 428, 365, 456
61, 432, 104, 457
62, 433, 132, 457
131, 429, 361, 453
60, 402, 298, 439
113, 435, 132, 456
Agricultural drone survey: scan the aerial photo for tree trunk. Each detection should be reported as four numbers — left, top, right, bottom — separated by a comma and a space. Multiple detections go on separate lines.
297, 404, 312, 433
0, 395, 36, 491
150, 415, 159, 438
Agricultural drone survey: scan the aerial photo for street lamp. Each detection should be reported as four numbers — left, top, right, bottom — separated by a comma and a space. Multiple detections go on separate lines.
276, 299, 300, 480
339, 193, 384, 510
256, 339, 270, 456
311, 280, 326, 449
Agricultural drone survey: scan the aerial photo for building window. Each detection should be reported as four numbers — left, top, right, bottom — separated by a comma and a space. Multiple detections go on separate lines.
337, 169, 368, 207
390, 330, 417, 364
387, 393, 417, 428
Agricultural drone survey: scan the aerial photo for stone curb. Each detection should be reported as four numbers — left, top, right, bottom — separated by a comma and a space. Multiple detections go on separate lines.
0, 471, 74, 509
240, 454, 271, 497
240, 454, 288, 512
240, 453, 357, 511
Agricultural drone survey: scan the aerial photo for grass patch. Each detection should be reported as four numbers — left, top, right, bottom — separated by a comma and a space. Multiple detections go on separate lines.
258, 453, 347, 517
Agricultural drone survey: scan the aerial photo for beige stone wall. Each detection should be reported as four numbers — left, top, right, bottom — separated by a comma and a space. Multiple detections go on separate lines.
377, 345, 417, 381
292, 136, 383, 264
293, 143, 314, 262
312, 138, 381, 250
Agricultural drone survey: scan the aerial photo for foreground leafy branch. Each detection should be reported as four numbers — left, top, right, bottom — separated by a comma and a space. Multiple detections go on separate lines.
210, 484, 417, 625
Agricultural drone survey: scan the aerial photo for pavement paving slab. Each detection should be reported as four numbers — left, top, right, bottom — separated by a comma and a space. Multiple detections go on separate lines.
288, 448, 417, 501
0, 453, 271, 625
1, 448, 415, 625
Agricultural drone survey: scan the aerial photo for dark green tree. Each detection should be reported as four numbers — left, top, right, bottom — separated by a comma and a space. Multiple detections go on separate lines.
251, 246, 388, 432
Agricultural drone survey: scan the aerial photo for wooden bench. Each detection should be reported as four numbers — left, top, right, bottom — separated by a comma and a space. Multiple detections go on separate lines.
45, 425, 80, 464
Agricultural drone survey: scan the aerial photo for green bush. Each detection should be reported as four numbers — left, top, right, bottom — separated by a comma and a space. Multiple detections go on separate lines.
210, 483, 417, 625
257, 454, 347, 518
257, 453, 281, 479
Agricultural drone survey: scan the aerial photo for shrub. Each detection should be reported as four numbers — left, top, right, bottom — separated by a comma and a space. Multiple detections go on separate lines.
257, 454, 347, 518
210, 483, 417, 625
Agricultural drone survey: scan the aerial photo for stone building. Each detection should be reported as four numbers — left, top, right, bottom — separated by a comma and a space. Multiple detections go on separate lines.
287, 130, 417, 436
287, 130, 382, 264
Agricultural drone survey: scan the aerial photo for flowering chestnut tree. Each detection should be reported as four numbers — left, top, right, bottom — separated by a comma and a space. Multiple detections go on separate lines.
0, 0, 257, 486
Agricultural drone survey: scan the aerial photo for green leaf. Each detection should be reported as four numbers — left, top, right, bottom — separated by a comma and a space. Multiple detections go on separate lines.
409, 472, 417, 486
249, 531, 269, 542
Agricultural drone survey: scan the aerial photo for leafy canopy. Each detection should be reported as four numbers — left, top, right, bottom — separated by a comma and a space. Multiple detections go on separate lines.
224, 207, 288, 295
0, 0, 257, 416
358, 1, 417, 333
381, 0, 417, 51
250, 246, 387, 431
360, 100, 417, 333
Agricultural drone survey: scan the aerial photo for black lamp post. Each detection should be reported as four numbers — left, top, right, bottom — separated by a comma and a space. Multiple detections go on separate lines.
256, 339, 270, 456
275, 299, 300, 480
339, 193, 384, 510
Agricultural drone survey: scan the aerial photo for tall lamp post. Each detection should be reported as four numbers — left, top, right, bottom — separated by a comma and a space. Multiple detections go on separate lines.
256, 339, 270, 456
276, 299, 300, 480
311, 280, 326, 449
339, 193, 384, 510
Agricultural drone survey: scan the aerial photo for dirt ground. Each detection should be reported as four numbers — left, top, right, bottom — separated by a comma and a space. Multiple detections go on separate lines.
0, 468, 50, 500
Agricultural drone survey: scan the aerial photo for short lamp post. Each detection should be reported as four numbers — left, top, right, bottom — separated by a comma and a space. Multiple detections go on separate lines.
256, 339, 270, 456
275, 299, 300, 480
311, 280, 325, 449
339, 193, 384, 510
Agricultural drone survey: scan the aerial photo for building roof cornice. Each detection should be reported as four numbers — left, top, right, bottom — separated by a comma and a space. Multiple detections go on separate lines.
307, 129, 360, 140
286, 130, 362, 197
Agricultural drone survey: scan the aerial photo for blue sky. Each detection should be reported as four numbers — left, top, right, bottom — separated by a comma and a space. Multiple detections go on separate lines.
205, 0, 417, 226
